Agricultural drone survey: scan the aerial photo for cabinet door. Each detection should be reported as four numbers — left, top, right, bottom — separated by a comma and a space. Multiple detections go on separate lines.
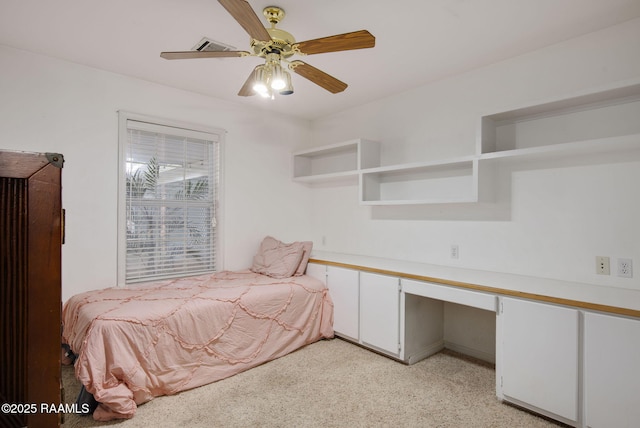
584, 312, 640, 428
305, 262, 326, 283
326, 266, 359, 340
360, 272, 400, 356
499, 297, 579, 423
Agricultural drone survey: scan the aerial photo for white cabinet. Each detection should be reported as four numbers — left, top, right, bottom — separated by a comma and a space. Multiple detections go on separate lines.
584, 312, 640, 428
325, 266, 360, 341
498, 297, 640, 427
304, 262, 326, 283
359, 272, 400, 356
498, 297, 579, 424
306, 263, 359, 340
309, 263, 416, 359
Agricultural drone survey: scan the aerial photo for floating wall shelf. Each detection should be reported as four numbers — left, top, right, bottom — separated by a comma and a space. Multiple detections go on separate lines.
292, 139, 379, 183
292, 81, 640, 205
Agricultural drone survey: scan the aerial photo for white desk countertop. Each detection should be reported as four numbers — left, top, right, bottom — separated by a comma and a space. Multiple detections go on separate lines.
309, 251, 640, 316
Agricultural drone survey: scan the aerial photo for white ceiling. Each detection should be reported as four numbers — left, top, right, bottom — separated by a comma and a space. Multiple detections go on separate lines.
2, 0, 640, 120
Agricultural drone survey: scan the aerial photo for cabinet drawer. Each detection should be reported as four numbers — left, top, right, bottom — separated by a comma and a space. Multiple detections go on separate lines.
402, 279, 496, 311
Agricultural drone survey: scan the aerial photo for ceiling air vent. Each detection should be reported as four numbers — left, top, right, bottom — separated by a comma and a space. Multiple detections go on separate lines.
192, 37, 236, 52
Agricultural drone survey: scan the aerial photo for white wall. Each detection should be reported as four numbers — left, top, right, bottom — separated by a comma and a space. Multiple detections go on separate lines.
306, 18, 640, 291
2, 18, 639, 305
0, 45, 312, 302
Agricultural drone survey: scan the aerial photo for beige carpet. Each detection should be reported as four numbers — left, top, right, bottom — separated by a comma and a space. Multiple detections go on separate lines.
62, 338, 560, 427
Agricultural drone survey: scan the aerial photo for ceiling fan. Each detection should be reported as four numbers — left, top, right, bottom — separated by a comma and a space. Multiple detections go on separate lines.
160, 0, 375, 98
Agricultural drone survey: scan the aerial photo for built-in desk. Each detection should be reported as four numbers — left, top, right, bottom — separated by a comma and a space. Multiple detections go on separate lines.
307, 252, 640, 428
309, 251, 640, 317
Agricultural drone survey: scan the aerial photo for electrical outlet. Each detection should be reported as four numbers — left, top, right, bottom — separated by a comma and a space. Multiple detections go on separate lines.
596, 256, 610, 275
451, 245, 459, 259
617, 258, 633, 278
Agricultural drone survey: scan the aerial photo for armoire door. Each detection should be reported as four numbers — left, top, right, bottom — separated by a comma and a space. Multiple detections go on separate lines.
1, 150, 64, 428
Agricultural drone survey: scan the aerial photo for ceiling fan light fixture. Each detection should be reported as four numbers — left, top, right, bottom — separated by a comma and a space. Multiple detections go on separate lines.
253, 82, 269, 93
251, 53, 293, 97
279, 71, 294, 95
270, 63, 286, 90
252, 64, 269, 95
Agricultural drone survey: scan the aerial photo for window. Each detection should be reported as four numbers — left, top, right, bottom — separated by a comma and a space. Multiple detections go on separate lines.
118, 112, 222, 284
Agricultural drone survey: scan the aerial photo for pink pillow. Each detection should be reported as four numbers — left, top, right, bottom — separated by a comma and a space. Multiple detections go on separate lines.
294, 241, 313, 276
251, 236, 305, 278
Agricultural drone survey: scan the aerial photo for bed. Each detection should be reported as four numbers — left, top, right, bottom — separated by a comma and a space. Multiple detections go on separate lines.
62, 237, 333, 421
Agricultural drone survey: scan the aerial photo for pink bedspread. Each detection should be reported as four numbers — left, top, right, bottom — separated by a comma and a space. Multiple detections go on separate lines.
62, 270, 334, 421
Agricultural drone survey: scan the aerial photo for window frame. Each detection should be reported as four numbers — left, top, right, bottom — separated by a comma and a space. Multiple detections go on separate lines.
117, 111, 224, 286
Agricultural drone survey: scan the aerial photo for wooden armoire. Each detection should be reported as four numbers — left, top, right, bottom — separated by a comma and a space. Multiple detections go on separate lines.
1, 150, 63, 428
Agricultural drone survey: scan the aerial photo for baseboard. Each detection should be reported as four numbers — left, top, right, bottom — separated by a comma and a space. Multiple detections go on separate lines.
443, 341, 495, 364
502, 395, 578, 427
404, 340, 444, 365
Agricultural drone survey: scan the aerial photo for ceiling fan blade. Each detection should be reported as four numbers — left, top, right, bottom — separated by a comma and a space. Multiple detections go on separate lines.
289, 61, 347, 94
238, 66, 259, 96
294, 30, 375, 55
218, 0, 272, 42
160, 50, 249, 60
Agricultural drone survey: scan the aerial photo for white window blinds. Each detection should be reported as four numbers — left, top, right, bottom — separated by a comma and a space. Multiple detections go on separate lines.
118, 113, 221, 284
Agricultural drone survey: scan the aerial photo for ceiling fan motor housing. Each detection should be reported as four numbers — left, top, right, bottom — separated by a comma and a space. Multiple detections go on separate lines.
251, 7, 296, 58
251, 28, 296, 58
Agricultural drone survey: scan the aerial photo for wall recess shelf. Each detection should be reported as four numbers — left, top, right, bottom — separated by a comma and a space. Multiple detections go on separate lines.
292, 139, 379, 183
360, 157, 479, 205
293, 81, 640, 205
478, 81, 640, 160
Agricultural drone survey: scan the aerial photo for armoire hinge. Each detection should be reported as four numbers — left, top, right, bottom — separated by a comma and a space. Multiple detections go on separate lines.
46, 152, 64, 168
